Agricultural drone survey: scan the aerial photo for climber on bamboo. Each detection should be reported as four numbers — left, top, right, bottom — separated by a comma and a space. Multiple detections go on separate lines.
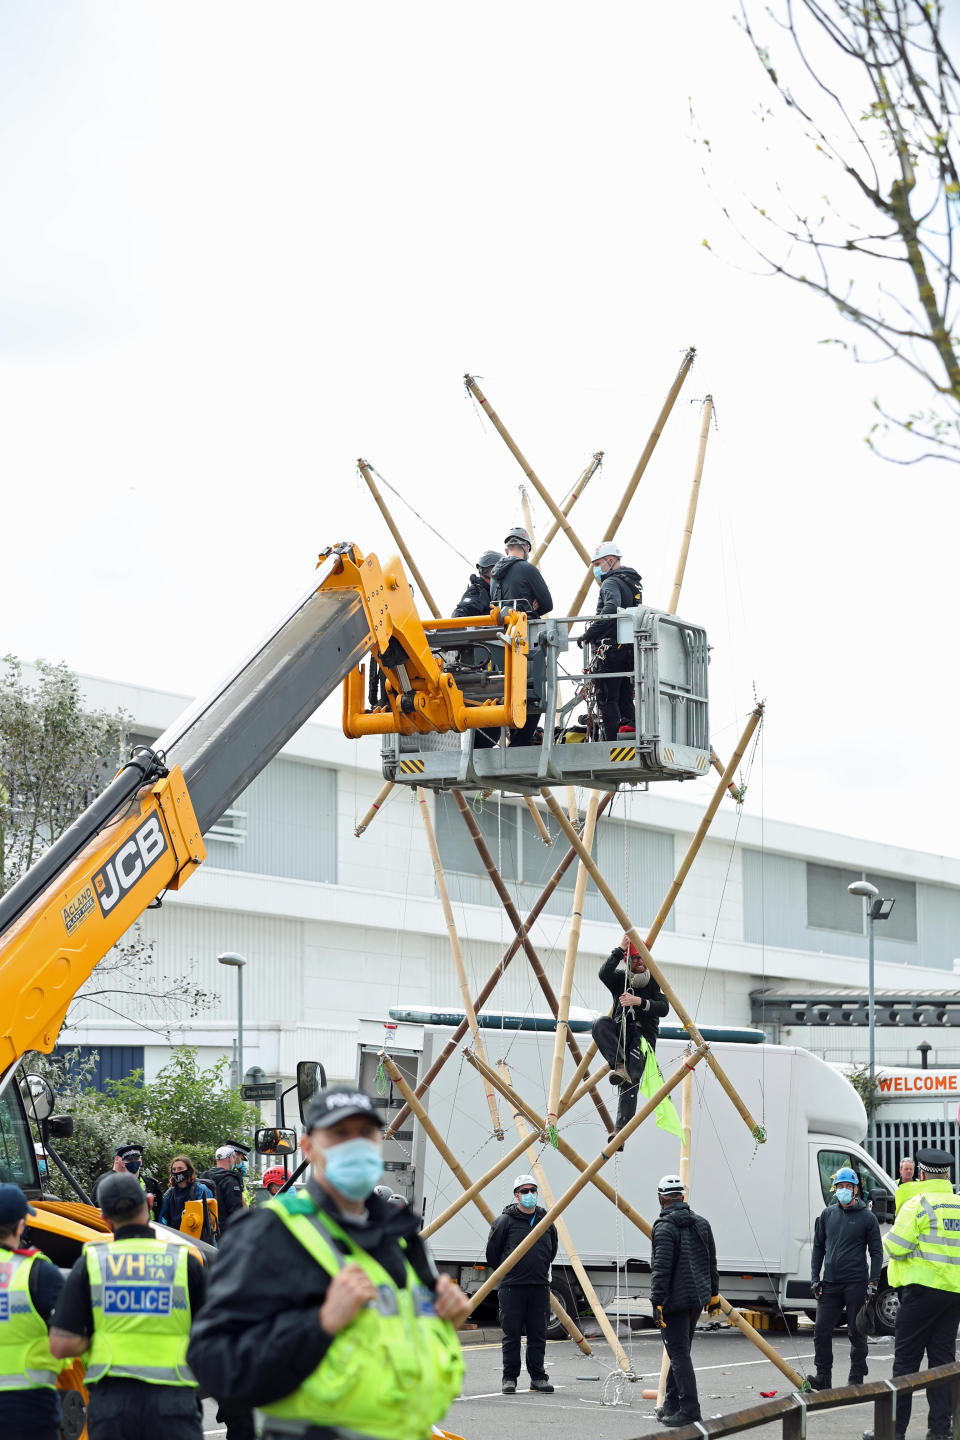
591, 934, 669, 1148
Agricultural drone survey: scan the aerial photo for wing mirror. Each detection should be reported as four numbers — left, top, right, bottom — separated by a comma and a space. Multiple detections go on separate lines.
256, 1127, 298, 1155
20, 1074, 55, 1122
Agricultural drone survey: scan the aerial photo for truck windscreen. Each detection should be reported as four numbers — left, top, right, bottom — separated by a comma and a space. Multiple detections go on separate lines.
0, 1085, 37, 1189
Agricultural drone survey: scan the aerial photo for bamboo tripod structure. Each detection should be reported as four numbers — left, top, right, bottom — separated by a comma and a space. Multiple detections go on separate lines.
532, 452, 602, 568
357, 459, 441, 617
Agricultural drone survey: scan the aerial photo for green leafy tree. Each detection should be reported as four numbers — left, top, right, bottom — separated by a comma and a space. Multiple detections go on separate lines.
703, 0, 960, 463
846, 1062, 882, 1120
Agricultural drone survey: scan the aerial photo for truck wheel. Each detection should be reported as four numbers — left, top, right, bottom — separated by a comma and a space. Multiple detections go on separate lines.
874, 1286, 899, 1336
546, 1278, 578, 1340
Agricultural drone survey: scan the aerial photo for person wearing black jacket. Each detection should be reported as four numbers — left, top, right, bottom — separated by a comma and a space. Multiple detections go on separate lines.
0, 1184, 65, 1440
649, 1174, 720, 1427
486, 1174, 558, 1395
490, 529, 553, 746
582, 543, 643, 740
187, 1087, 470, 1440
452, 551, 501, 618
199, 1145, 246, 1228
808, 1166, 882, 1389
591, 938, 669, 1144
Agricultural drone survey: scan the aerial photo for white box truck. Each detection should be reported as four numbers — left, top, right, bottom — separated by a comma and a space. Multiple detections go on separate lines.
406, 1028, 900, 1332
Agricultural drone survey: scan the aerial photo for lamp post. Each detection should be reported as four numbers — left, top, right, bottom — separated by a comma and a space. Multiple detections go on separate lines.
847, 881, 895, 1159
218, 952, 247, 1088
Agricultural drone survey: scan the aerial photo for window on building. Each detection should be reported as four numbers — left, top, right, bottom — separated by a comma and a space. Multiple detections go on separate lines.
806, 862, 917, 942
204, 759, 337, 883
434, 797, 521, 882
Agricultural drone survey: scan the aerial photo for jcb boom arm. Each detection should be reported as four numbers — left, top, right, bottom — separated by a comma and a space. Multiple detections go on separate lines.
0, 544, 527, 1085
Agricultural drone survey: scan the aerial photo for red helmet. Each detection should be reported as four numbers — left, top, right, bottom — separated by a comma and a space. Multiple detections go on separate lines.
262, 1167, 286, 1188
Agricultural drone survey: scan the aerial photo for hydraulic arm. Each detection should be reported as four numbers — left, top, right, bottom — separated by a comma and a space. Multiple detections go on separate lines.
0, 543, 528, 1085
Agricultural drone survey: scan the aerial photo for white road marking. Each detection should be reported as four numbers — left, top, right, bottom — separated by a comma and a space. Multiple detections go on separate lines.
457, 1386, 568, 1401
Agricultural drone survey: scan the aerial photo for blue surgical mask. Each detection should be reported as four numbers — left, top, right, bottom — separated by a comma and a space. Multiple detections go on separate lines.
593, 565, 604, 581
323, 1138, 384, 1200
836, 1187, 853, 1206
37, 1160, 47, 1177
236, 1161, 248, 1176
519, 1192, 537, 1209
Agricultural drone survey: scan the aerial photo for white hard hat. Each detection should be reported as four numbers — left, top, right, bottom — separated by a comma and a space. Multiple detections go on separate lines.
657, 1173, 685, 1194
513, 1173, 537, 1191
592, 541, 622, 562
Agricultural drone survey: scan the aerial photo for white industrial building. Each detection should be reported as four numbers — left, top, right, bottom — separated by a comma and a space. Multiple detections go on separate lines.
58, 674, 960, 1104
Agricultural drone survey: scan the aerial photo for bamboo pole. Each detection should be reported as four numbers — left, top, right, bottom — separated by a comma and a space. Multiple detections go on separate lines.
546, 789, 600, 1130
523, 796, 552, 847
667, 396, 713, 617
384, 791, 615, 1139
657, 1069, 694, 1409
500, 1060, 633, 1376
464, 376, 593, 568
711, 747, 745, 802
519, 485, 536, 551
539, 788, 766, 1143
567, 347, 697, 614
417, 788, 502, 1139
380, 1054, 592, 1354
468, 1048, 708, 1310
532, 453, 602, 568
558, 1063, 611, 1115
357, 459, 441, 618
452, 790, 615, 1133
354, 779, 395, 837
420, 1129, 537, 1238
558, 704, 764, 1098
565, 786, 578, 824
464, 1048, 655, 1238
462, 1052, 803, 1389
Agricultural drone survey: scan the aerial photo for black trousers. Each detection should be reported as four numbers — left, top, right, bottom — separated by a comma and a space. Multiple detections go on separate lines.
499, 1283, 549, 1380
592, 1016, 648, 1134
661, 1308, 701, 1419
87, 1380, 203, 1440
594, 646, 635, 741
893, 1284, 960, 1435
813, 1278, 869, 1379
216, 1397, 257, 1440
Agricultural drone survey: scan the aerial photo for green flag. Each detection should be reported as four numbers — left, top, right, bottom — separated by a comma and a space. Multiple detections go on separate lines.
638, 1037, 684, 1139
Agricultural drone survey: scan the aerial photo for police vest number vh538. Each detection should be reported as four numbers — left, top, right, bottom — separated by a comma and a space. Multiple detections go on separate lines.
92, 815, 168, 917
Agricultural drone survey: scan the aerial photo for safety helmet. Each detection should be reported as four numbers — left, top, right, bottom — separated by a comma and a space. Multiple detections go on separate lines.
592, 541, 622, 563
387, 1192, 406, 1207
504, 527, 532, 552
477, 549, 502, 573
262, 1167, 286, 1189
373, 1184, 394, 1199
513, 1173, 537, 1191
831, 1166, 860, 1191
657, 1174, 685, 1196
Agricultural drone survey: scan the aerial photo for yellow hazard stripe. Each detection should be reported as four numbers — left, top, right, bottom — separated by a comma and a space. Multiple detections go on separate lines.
398, 759, 426, 774
609, 746, 636, 762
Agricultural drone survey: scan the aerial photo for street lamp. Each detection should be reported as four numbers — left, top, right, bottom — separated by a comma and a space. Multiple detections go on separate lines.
847, 881, 895, 1158
217, 952, 247, 1088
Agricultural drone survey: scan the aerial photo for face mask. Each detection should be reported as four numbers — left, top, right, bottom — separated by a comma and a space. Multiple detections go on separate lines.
37, 1160, 47, 1177
124, 1161, 141, 1175
593, 565, 604, 581
172, 1173, 189, 1187
323, 1138, 384, 1200
236, 1161, 248, 1177
836, 1187, 853, 1206
519, 1192, 537, 1210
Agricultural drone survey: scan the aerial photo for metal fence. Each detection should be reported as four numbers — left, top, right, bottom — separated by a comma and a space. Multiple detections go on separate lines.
644, 1362, 960, 1440
874, 1118, 960, 1179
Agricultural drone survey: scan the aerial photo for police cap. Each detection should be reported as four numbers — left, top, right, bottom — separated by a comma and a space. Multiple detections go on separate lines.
304, 1087, 386, 1133
916, 1147, 955, 1176
115, 1144, 142, 1160
99, 1172, 148, 1219
0, 1184, 36, 1226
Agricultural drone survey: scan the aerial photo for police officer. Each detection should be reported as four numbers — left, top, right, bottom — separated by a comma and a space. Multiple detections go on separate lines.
650, 1174, 720, 1427
485, 1174, 558, 1395
49, 1171, 206, 1440
489, 529, 553, 745
0, 1183, 66, 1440
807, 1166, 881, 1389
591, 935, 668, 1147
200, 1143, 247, 1226
453, 550, 502, 617
582, 542, 643, 740
187, 1086, 470, 1440
872, 1147, 960, 1440
91, 1144, 162, 1213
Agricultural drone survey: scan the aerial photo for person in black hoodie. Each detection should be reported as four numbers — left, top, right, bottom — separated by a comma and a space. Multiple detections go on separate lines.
489, 529, 553, 745
582, 543, 643, 740
591, 937, 669, 1145
453, 551, 502, 618
485, 1174, 558, 1395
808, 1165, 882, 1389
650, 1174, 720, 1427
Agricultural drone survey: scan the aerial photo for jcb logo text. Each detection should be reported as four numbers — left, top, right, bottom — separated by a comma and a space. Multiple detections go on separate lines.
93, 815, 168, 917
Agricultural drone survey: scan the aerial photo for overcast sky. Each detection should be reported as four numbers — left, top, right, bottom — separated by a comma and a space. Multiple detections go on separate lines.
2, 2, 958, 862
